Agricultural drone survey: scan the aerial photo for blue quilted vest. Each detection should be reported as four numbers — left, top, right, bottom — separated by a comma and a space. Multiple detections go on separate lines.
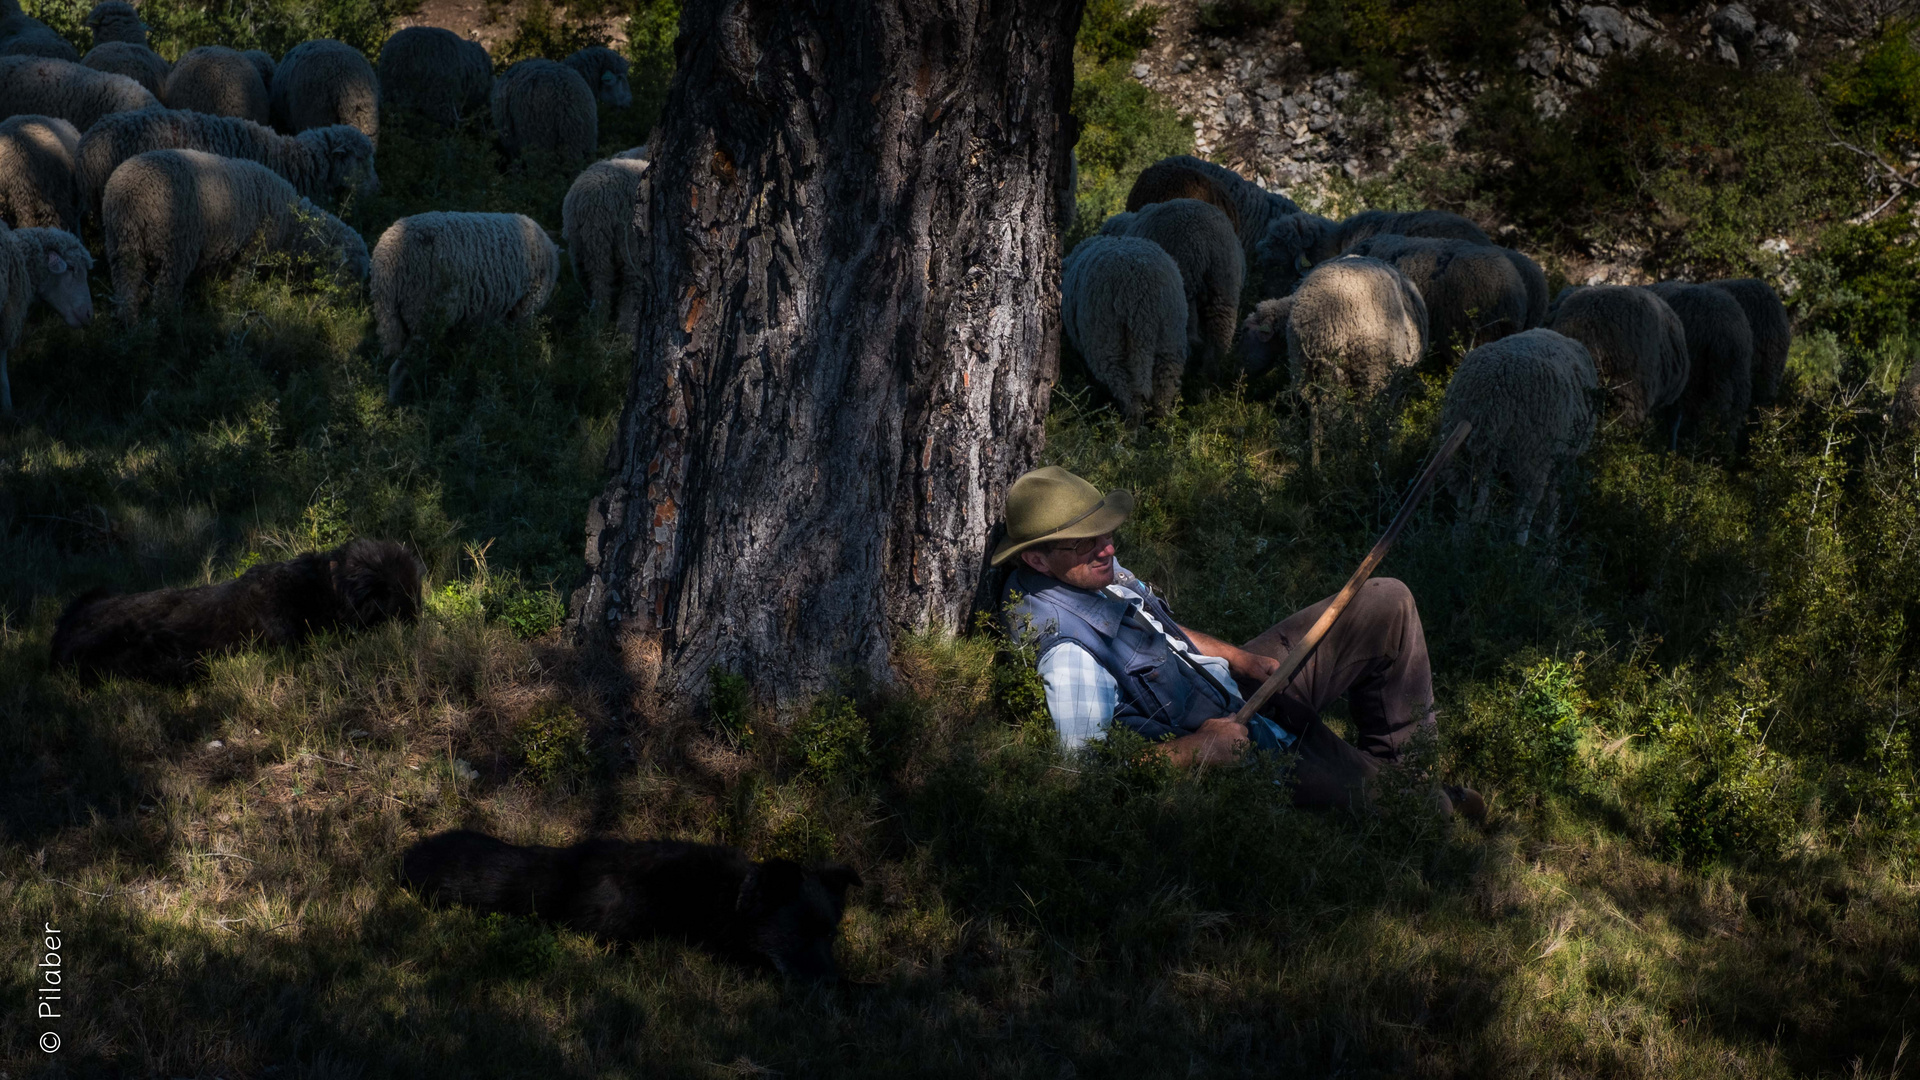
1001, 563, 1233, 742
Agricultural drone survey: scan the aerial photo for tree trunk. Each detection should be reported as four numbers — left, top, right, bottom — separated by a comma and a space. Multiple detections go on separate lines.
571, 0, 1083, 708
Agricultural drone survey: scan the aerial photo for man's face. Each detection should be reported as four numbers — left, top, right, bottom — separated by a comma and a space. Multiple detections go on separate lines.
1019, 533, 1117, 590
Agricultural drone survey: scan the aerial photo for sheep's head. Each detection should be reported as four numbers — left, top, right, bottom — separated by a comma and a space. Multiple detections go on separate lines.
17, 229, 93, 328
1254, 213, 1335, 296
306, 125, 378, 198
597, 65, 633, 108
1097, 211, 1137, 237
1239, 297, 1292, 377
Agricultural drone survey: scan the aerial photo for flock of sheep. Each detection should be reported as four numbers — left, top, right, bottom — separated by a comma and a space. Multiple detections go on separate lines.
0, 0, 651, 411
1063, 154, 1793, 544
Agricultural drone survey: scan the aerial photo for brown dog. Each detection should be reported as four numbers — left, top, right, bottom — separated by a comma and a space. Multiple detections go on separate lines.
50, 538, 424, 683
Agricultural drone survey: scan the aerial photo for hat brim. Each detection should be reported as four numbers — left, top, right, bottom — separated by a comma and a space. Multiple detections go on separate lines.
991, 489, 1134, 567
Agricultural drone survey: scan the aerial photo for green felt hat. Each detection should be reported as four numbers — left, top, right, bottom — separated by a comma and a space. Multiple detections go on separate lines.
991, 466, 1133, 567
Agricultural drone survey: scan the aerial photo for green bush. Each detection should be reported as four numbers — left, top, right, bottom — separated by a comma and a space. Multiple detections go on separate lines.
789, 695, 870, 780
515, 702, 593, 786
482, 576, 566, 639
706, 666, 754, 747
1291, 0, 1540, 89
1068, 0, 1193, 246
1195, 0, 1287, 33
1826, 20, 1920, 155
1451, 656, 1594, 798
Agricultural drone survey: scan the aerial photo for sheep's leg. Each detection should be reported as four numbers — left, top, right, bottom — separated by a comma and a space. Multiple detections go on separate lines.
1538, 480, 1563, 542
1468, 471, 1492, 525
1309, 403, 1323, 470
112, 246, 146, 327
1514, 465, 1551, 546
1149, 347, 1183, 419
387, 354, 409, 404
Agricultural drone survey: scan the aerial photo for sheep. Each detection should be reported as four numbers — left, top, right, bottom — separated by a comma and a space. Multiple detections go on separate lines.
0, 0, 77, 61
1129, 156, 1300, 261
1125, 157, 1241, 237
1255, 208, 1491, 296
1505, 248, 1548, 328
1544, 285, 1689, 428
1647, 281, 1753, 447
371, 211, 561, 401
78, 108, 377, 216
1343, 234, 1531, 358
562, 45, 632, 108
0, 55, 158, 130
0, 221, 94, 415
102, 148, 369, 325
81, 41, 165, 96
1059, 234, 1188, 421
1238, 295, 1292, 378
1707, 277, 1789, 406
563, 156, 647, 318
1283, 255, 1430, 465
271, 38, 379, 145
491, 59, 597, 164
242, 49, 274, 93
50, 538, 423, 684
0, 114, 82, 231
612, 144, 647, 161
1438, 328, 1600, 545
1097, 198, 1243, 375
83, 1, 144, 47
164, 45, 271, 124
377, 26, 490, 127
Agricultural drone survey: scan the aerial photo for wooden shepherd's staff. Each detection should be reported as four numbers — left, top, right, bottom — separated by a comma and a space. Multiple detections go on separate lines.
1230, 421, 1474, 727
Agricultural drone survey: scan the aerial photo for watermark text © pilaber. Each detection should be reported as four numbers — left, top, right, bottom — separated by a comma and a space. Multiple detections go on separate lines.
38, 922, 62, 1053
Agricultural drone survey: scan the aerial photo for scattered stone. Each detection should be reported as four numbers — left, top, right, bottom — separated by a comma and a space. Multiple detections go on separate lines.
207, 739, 224, 750
1711, 3, 1757, 50
1713, 35, 1740, 65
1131, 62, 1149, 79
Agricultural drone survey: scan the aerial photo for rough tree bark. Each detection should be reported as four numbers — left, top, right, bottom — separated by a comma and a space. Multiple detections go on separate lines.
570, 0, 1084, 707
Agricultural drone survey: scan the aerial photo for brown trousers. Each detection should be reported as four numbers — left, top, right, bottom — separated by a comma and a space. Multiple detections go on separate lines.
1236, 577, 1436, 810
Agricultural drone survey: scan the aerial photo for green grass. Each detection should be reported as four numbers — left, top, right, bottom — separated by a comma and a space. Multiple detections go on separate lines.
3, 3, 1920, 1076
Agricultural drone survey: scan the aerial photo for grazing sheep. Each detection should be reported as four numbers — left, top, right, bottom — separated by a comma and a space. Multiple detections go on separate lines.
371, 211, 561, 400
611, 144, 647, 161
1708, 277, 1789, 406
1344, 234, 1531, 358
0, 55, 158, 129
1130, 155, 1297, 259
1439, 328, 1600, 545
1125, 157, 1241, 236
377, 26, 490, 126
1060, 234, 1188, 421
1505, 248, 1548, 329
0, 114, 82, 230
241, 48, 274, 93
0, 221, 93, 414
1255, 208, 1491, 297
83, 1, 144, 46
1099, 198, 1244, 374
79, 108, 377, 215
1647, 281, 1753, 447
271, 38, 379, 145
563, 156, 647, 316
103, 148, 370, 324
164, 45, 271, 125
562, 45, 632, 108
1545, 285, 1688, 427
1284, 255, 1429, 465
1238, 295, 1293, 378
0, 0, 77, 61
50, 538, 424, 684
491, 59, 597, 164
81, 40, 164, 95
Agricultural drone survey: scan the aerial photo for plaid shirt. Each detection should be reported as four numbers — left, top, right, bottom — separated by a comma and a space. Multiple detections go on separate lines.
1035, 568, 1244, 751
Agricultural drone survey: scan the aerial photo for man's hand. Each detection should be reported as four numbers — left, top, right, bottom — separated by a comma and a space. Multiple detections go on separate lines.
1226, 646, 1279, 684
1160, 716, 1250, 766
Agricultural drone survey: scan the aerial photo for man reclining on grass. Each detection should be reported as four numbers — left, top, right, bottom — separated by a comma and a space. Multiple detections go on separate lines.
996, 466, 1484, 821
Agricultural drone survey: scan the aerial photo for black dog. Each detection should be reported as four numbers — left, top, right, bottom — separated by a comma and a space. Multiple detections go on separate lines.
50, 538, 424, 684
401, 830, 863, 982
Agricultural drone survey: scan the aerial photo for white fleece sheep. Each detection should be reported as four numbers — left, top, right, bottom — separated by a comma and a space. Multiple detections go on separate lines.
102, 148, 368, 324
1344, 234, 1531, 358
371, 211, 560, 400
1256, 208, 1490, 295
0, 54, 158, 129
1061, 234, 1188, 421
0, 114, 81, 230
0, 0, 76, 61
563, 156, 646, 317
491, 59, 597, 164
1647, 281, 1753, 447
0, 221, 93, 414
81, 40, 164, 95
1098, 197, 1243, 371
562, 46, 631, 108
1439, 328, 1600, 545
1707, 277, 1790, 406
1284, 255, 1430, 465
378, 26, 490, 126
83, 1, 144, 46
79, 108, 376, 215
242, 49, 274, 92
165, 45, 270, 124
1545, 285, 1689, 427
272, 39, 379, 145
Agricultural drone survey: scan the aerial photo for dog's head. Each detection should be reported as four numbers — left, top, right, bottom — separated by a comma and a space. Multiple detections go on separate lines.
734, 859, 862, 982
329, 539, 425, 627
